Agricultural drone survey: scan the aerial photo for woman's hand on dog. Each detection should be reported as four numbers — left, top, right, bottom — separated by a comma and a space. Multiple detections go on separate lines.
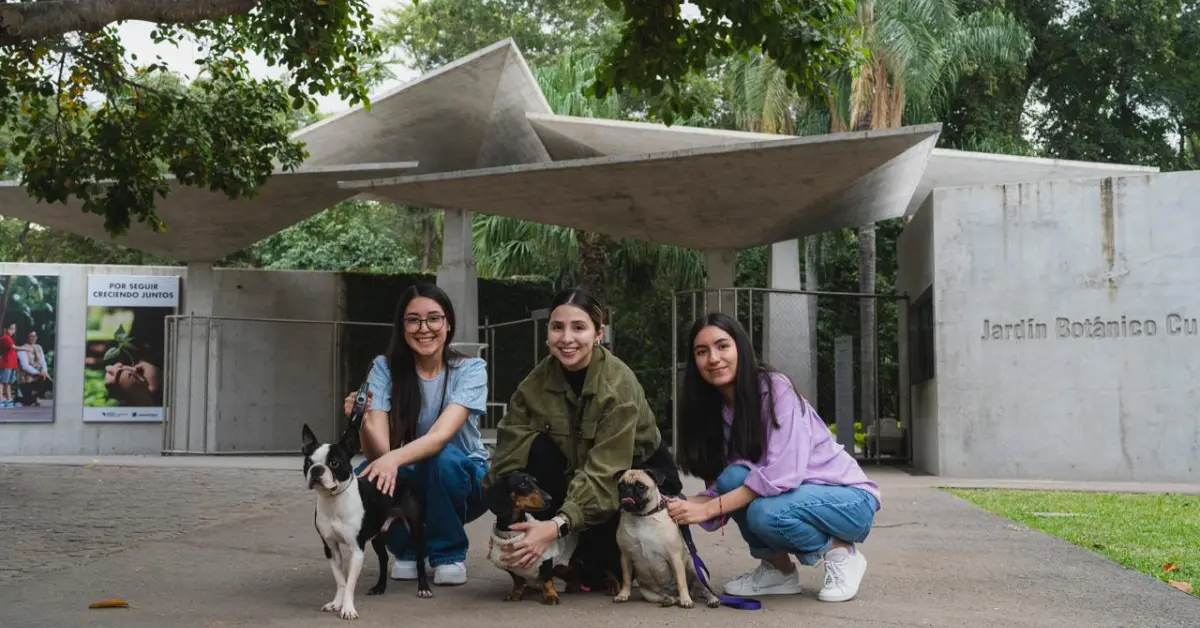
667, 496, 716, 526
501, 520, 559, 569
359, 449, 401, 496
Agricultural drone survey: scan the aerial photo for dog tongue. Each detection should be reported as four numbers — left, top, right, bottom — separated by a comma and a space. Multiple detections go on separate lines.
621, 497, 635, 505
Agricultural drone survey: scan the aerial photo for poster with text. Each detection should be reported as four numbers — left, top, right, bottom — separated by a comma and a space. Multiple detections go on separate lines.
0, 274, 59, 423
83, 275, 179, 422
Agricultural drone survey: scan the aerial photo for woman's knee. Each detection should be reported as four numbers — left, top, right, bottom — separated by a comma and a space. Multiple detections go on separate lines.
714, 463, 751, 494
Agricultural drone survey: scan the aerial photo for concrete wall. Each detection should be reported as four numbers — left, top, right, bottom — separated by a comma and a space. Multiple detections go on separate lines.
0, 263, 186, 456
896, 198, 938, 474
208, 269, 344, 453
1, 264, 346, 456
915, 172, 1200, 482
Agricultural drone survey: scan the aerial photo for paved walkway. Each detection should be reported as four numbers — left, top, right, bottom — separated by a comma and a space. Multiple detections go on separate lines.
0, 461, 1195, 628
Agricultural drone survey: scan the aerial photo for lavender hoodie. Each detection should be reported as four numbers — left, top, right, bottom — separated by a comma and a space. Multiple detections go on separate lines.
696, 371, 882, 531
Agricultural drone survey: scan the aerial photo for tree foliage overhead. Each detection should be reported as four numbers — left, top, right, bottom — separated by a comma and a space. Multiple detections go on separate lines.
380, 0, 620, 71
592, 0, 867, 124
0, 0, 383, 236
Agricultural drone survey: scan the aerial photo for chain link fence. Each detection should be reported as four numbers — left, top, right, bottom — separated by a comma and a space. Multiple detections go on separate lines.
670, 287, 911, 464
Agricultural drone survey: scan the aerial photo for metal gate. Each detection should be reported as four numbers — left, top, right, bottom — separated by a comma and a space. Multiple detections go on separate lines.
670, 287, 911, 465
162, 314, 392, 455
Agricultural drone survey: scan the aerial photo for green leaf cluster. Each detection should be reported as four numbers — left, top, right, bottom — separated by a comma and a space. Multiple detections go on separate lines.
0, 0, 383, 237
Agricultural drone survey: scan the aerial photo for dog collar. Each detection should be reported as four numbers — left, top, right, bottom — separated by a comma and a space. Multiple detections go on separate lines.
330, 477, 355, 496
631, 496, 668, 517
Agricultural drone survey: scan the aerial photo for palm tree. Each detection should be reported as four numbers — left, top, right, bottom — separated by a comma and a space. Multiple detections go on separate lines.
830, 0, 1032, 431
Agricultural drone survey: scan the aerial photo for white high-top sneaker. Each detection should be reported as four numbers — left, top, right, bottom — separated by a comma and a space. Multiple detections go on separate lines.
723, 559, 804, 597
818, 547, 868, 602
433, 561, 467, 586
390, 558, 431, 581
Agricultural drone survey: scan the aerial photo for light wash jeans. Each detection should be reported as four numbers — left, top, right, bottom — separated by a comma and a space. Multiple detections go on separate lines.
715, 464, 879, 566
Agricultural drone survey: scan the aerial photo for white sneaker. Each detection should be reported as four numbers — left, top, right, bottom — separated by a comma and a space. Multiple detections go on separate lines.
818, 547, 867, 602
390, 558, 430, 581
433, 561, 467, 586
723, 560, 804, 597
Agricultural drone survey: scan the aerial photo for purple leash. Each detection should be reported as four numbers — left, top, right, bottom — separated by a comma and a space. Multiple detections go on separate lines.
678, 523, 763, 610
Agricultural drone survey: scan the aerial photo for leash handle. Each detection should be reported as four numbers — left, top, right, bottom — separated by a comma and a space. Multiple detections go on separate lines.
347, 380, 370, 432
678, 521, 763, 610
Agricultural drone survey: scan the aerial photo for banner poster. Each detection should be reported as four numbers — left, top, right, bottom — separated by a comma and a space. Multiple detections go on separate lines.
0, 274, 59, 423
83, 275, 180, 422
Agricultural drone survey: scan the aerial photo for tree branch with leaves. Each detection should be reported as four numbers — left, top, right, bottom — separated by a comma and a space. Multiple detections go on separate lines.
0, 0, 383, 237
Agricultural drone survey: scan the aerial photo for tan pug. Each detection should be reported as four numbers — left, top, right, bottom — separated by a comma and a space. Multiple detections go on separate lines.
611, 469, 719, 609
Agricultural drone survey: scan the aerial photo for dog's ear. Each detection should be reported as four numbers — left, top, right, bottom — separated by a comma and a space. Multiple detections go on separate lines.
645, 468, 666, 488
301, 423, 319, 456
337, 424, 361, 456
611, 469, 629, 482
484, 477, 512, 517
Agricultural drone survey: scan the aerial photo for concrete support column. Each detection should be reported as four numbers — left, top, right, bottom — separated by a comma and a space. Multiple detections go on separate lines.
762, 239, 817, 402
704, 248, 737, 315
438, 209, 480, 345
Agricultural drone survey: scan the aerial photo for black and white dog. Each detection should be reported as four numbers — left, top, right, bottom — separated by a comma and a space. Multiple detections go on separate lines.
302, 423, 432, 620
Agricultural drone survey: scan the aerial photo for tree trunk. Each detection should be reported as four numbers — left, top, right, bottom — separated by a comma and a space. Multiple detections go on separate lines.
804, 235, 820, 406
18, 222, 34, 262
0, 0, 260, 46
576, 229, 611, 307
421, 216, 434, 273
857, 224, 877, 438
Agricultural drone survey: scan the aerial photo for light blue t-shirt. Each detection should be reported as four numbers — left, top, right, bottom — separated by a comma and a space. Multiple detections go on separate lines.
366, 354, 490, 463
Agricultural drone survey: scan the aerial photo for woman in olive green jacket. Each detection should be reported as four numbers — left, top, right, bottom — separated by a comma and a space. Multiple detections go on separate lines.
484, 287, 681, 579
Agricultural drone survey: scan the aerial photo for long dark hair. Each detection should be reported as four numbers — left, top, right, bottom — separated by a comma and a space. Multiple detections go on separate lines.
677, 312, 783, 485
550, 287, 605, 331
386, 283, 466, 449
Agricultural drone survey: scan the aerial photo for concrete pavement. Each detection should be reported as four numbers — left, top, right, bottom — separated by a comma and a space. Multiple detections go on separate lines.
0, 462, 1195, 628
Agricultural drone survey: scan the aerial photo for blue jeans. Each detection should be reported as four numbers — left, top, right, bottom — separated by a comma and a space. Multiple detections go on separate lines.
715, 464, 878, 567
355, 443, 488, 567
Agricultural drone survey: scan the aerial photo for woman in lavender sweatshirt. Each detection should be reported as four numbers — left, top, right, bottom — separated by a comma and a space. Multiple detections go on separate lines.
667, 312, 881, 603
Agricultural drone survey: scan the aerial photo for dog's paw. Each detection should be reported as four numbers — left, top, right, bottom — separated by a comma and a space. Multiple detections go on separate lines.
612, 592, 630, 604
706, 596, 722, 609
417, 587, 434, 599
659, 595, 678, 608
338, 606, 359, 620
367, 585, 385, 596
678, 597, 695, 609
321, 600, 342, 613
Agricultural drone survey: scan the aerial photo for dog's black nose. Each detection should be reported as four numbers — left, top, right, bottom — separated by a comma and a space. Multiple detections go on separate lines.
308, 466, 324, 488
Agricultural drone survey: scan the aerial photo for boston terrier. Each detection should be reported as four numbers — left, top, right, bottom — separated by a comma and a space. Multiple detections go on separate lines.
302, 422, 432, 620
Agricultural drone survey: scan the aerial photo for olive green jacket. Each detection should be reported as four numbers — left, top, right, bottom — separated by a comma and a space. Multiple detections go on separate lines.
484, 345, 662, 530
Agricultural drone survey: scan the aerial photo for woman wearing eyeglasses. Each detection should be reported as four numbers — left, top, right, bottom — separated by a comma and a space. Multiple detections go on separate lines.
340, 282, 489, 587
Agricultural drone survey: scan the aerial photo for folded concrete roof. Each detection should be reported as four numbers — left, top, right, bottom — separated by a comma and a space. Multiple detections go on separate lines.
0, 38, 1159, 260
0, 163, 418, 261
339, 125, 942, 249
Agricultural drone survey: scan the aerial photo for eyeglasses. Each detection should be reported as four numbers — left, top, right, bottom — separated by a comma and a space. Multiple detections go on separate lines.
404, 313, 446, 332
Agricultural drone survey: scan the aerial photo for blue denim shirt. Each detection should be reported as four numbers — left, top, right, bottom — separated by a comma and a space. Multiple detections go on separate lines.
366, 354, 490, 463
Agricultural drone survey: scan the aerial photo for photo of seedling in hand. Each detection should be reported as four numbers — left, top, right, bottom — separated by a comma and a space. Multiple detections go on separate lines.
103, 325, 148, 386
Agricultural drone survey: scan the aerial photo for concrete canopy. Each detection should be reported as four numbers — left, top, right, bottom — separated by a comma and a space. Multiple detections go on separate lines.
0, 163, 418, 262
0, 38, 1159, 260
523, 113, 1160, 216
339, 125, 941, 249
